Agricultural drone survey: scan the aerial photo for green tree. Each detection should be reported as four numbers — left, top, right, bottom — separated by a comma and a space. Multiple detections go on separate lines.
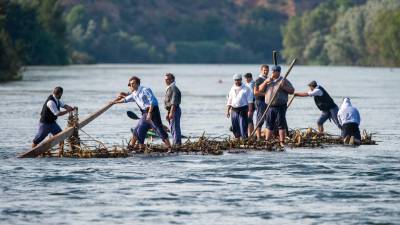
367, 9, 400, 66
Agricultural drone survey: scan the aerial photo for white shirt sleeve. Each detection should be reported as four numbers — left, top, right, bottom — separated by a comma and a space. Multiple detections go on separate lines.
47, 100, 60, 115
124, 93, 135, 103
308, 88, 323, 97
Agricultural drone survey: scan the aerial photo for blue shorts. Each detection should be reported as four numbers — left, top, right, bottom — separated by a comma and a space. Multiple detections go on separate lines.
33, 122, 62, 144
317, 106, 341, 129
266, 106, 287, 130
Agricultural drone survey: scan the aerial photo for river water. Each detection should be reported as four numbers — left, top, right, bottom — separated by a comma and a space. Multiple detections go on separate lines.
0, 64, 399, 224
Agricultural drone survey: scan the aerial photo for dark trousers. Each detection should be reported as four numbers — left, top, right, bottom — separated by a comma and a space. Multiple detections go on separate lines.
231, 106, 248, 138
342, 122, 361, 140
133, 106, 168, 144
255, 100, 266, 128
168, 106, 182, 145
33, 122, 62, 144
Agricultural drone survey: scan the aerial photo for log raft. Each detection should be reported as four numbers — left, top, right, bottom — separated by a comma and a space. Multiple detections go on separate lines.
18, 103, 113, 158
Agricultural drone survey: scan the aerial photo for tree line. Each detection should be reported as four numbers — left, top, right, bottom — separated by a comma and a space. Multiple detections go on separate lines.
0, 0, 399, 81
283, 0, 400, 66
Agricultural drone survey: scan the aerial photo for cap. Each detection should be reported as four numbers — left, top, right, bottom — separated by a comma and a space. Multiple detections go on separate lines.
233, 74, 242, 80
271, 65, 281, 72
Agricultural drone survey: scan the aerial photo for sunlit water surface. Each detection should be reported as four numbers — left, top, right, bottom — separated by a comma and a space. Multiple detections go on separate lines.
1, 64, 399, 224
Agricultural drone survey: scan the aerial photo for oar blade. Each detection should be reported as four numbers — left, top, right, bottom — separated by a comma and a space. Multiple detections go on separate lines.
127, 111, 140, 120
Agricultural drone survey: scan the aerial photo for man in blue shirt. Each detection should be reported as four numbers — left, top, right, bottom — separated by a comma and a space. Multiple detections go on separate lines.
113, 76, 172, 152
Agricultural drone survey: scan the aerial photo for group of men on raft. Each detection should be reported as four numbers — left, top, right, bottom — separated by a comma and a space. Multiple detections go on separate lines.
226, 64, 361, 146
31, 65, 362, 152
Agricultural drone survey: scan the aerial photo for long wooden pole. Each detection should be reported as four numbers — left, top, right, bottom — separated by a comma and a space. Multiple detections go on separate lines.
249, 58, 297, 138
18, 102, 114, 158
287, 95, 296, 108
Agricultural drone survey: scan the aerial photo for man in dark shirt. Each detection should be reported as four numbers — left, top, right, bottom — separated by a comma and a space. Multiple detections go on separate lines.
294, 81, 341, 134
253, 64, 269, 140
164, 73, 182, 145
32, 87, 75, 149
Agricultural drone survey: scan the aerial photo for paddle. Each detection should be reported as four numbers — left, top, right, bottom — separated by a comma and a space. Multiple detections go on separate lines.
126, 111, 140, 120
126, 110, 188, 138
249, 58, 297, 138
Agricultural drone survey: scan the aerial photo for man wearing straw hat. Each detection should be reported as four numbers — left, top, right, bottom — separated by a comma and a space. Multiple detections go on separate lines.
226, 74, 254, 139
264, 65, 294, 146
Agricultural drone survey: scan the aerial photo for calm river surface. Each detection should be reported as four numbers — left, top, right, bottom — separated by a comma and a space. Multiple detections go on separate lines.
1, 64, 399, 224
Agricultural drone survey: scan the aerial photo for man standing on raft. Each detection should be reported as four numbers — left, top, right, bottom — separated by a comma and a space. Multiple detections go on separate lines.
294, 81, 341, 134
113, 76, 172, 152
226, 74, 253, 140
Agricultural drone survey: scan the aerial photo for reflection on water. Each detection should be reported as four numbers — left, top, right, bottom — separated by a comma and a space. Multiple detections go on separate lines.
0, 65, 399, 224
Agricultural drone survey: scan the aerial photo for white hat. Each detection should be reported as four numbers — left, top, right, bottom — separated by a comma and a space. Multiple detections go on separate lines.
233, 74, 242, 80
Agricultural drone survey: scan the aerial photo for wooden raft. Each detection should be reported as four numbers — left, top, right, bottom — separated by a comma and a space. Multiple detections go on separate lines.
18, 103, 113, 158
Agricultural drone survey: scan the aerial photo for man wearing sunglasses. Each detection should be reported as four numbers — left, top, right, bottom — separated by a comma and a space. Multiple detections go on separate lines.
113, 76, 172, 152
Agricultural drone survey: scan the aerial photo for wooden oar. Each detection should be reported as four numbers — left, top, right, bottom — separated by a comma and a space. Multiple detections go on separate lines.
18, 102, 114, 158
249, 58, 297, 138
287, 95, 296, 108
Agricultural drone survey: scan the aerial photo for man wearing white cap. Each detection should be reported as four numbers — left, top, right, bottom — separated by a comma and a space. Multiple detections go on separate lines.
226, 74, 254, 139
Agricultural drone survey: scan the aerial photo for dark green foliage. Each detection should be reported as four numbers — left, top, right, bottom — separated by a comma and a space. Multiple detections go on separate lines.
283, 0, 400, 66
0, 0, 68, 81
63, 0, 285, 64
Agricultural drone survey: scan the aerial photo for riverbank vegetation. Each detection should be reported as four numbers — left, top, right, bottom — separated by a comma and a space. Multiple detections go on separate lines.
0, 0, 399, 81
283, 0, 400, 66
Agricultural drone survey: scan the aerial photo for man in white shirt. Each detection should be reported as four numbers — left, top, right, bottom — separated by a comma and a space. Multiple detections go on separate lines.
113, 76, 172, 152
225, 74, 253, 139
32, 87, 75, 148
294, 81, 341, 133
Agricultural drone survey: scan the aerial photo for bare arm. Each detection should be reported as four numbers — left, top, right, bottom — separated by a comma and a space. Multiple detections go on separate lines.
225, 105, 232, 118
146, 105, 154, 121
168, 105, 176, 120
248, 103, 253, 118
294, 92, 309, 97
258, 78, 272, 95
280, 80, 294, 94
62, 104, 75, 111
55, 109, 72, 117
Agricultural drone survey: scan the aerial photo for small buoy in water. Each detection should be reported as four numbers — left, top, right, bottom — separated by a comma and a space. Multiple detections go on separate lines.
218, 79, 223, 84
